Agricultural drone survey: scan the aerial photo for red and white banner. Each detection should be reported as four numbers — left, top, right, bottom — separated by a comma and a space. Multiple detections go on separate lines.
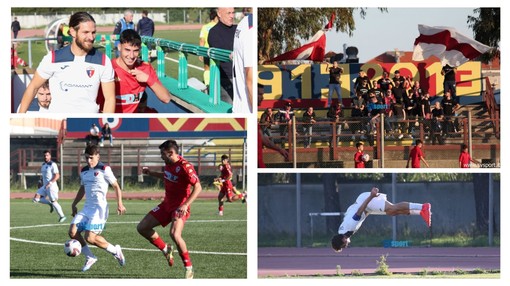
324, 13, 335, 30
412, 24, 491, 67
265, 30, 326, 63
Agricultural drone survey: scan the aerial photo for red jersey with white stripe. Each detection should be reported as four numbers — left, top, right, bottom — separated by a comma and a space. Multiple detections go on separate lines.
162, 156, 199, 210
112, 59, 160, 113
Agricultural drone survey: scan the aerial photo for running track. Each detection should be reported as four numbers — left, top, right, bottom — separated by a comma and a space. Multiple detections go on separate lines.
258, 247, 500, 277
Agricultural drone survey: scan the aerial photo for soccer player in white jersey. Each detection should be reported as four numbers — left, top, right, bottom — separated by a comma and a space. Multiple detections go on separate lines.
232, 12, 253, 113
68, 145, 126, 272
32, 150, 66, 222
331, 187, 431, 252
18, 11, 115, 113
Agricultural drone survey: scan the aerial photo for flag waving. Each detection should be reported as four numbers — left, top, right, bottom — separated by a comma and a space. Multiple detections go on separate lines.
324, 13, 335, 30
412, 24, 491, 67
265, 30, 326, 63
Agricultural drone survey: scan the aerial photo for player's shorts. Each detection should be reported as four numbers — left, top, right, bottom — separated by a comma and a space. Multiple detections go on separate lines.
355, 192, 387, 215
220, 180, 234, 200
71, 205, 109, 234
149, 202, 190, 227
36, 184, 59, 201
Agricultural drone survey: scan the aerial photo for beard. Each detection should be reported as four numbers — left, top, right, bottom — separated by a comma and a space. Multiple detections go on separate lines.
75, 37, 94, 53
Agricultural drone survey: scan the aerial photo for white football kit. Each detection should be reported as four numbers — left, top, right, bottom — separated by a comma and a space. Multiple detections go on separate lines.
72, 162, 117, 233
232, 13, 253, 113
36, 160, 59, 201
338, 192, 387, 235
36, 45, 114, 113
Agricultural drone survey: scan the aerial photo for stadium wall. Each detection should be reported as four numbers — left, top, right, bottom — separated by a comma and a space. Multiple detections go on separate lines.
258, 61, 485, 109
258, 181, 500, 237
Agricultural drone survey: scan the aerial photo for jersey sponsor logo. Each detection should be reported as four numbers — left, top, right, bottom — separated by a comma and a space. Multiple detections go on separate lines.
164, 170, 178, 182
59, 81, 94, 92
115, 92, 143, 104
86, 66, 95, 78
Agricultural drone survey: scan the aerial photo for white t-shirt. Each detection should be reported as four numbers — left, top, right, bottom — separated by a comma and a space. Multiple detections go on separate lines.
41, 160, 59, 187
232, 14, 253, 113
37, 45, 114, 113
338, 192, 387, 234
80, 162, 117, 212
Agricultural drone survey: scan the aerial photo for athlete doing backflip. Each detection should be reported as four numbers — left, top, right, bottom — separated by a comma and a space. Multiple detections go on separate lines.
331, 187, 431, 252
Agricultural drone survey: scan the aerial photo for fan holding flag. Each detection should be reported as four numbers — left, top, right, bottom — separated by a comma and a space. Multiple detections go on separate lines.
412, 24, 491, 102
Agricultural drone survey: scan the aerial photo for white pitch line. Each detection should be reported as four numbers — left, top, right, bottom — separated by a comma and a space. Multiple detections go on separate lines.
10, 237, 246, 256
165, 56, 204, 71
10, 219, 246, 230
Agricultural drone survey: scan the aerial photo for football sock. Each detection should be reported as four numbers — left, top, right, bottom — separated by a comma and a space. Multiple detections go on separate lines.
219, 205, 224, 212
105, 243, 117, 255
409, 203, 423, 215
151, 236, 167, 251
51, 201, 65, 217
82, 245, 95, 258
180, 252, 192, 267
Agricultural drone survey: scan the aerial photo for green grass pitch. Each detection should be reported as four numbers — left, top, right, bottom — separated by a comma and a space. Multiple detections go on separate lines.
10, 198, 247, 279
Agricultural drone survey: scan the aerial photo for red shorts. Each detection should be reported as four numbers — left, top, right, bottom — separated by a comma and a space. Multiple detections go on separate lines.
220, 180, 234, 199
149, 202, 190, 227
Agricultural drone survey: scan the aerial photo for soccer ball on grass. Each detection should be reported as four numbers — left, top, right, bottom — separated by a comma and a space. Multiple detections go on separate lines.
64, 239, 82, 257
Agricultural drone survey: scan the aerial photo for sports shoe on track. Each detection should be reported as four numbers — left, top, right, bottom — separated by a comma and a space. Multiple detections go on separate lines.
420, 203, 432, 227
242, 191, 247, 204
58, 216, 67, 223
114, 245, 126, 266
185, 267, 194, 279
82, 257, 98, 272
164, 244, 174, 267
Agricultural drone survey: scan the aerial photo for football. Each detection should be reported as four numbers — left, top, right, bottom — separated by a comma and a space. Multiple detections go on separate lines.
362, 153, 370, 162
64, 239, 82, 257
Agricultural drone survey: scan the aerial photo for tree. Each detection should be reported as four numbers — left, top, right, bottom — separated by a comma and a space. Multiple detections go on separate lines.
467, 8, 500, 64
258, 8, 385, 63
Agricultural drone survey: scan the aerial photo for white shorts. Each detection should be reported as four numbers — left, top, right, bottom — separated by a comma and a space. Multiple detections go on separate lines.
355, 192, 387, 215
71, 205, 109, 234
36, 184, 59, 201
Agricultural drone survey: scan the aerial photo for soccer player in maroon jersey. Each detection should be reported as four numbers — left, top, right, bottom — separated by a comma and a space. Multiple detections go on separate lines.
353, 142, 365, 168
406, 139, 430, 168
137, 140, 202, 279
217, 155, 245, 216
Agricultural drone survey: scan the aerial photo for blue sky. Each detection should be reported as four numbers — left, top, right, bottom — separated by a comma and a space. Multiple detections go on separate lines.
326, 7, 476, 63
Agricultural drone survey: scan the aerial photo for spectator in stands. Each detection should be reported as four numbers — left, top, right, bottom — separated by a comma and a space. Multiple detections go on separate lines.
350, 91, 367, 139
11, 17, 21, 39
277, 102, 294, 147
366, 91, 385, 135
430, 101, 445, 145
391, 70, 408, 108
418, 92, 432, 139
326, 61, 343, 106
113, 9, 135, 57
383, 88, 396, 137
100, 123, 113, 147
406, 139, 430, 168
302, 106, 316, 148
327, 102, 344, 146
372, 80, 383, 100
259, 108, 274, 138
87, 124, 100, 146
442, 64, 457, 102
258, 83, 289, 167
208, 7, 237, 104
353, 70, 371, 99
377, 71, 393, 93
198, 9, 218, 91
403, 86, 418, 138
441, 91, 460, 136
137, 10, 155, 37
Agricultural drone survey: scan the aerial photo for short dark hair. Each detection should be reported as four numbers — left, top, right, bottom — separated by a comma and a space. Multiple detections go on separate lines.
69, 12, 95, 31
356, 142, 363, 148
119, 29, 141, 47
209, 8, 218, 20
415, 139, 423, 145
85, 144, 100, 155
159, 140, 179, 153
221, 154, 229, 161
331, 234, 349, 251
142, 10, 149, 16
39, 80, 50, 91
461, 144, 468, 150
43, 150, 51, 155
